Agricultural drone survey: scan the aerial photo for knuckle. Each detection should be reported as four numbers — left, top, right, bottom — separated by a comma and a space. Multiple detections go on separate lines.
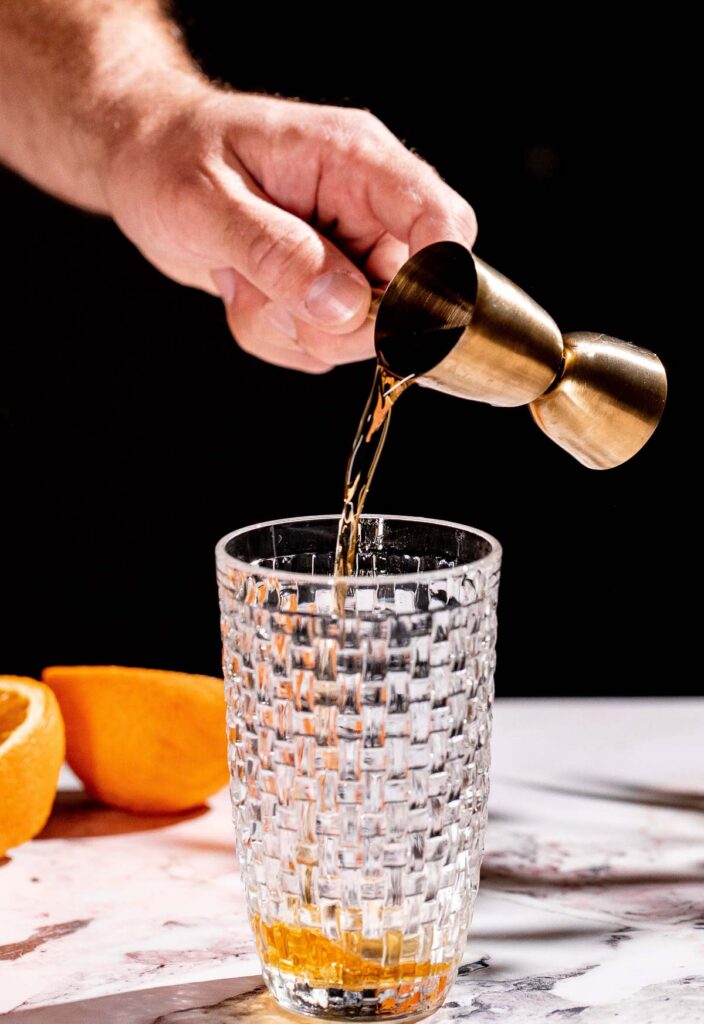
320, 105, 385, 148
413, 157, 444, 187
350, 106, 384, 130
246, 227, 323, 292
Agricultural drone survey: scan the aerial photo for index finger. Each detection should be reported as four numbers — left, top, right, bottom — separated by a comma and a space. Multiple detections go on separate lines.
343, 117, 478, 257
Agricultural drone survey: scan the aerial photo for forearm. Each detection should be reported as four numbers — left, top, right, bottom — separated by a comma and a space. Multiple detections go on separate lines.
0, 3, 478, 376
0, 0, 208, 212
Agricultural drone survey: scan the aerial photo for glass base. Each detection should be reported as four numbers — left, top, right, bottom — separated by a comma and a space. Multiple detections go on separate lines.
263, 963, 456, 1020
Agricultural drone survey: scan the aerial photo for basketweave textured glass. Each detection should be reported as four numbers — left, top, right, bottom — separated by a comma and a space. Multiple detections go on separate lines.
216, 515, 501, 1020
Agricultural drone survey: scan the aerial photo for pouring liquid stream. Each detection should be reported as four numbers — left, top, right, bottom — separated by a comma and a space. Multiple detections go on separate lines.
332, 317, 467, 610
332, 362, 415, 609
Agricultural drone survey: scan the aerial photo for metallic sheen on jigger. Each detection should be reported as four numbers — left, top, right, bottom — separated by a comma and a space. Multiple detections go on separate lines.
369, 241, 667, 469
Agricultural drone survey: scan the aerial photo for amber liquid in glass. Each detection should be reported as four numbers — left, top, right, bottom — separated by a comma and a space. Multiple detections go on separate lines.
253, 912, 452, 1013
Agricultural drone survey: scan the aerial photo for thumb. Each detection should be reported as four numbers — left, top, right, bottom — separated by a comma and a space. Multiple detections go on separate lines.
218, 191, 372, 334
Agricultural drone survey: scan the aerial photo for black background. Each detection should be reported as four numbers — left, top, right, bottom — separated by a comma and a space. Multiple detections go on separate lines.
0, 16, 687, 695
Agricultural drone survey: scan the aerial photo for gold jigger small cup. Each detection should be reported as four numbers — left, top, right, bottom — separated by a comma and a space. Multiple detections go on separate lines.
370, 241, 667, 469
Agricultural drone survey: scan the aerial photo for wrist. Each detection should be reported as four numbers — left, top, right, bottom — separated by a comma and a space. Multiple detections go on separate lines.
91, 69, 215, 214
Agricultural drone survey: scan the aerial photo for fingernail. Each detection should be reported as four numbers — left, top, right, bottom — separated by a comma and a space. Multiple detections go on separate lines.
263, 302, 297, 340
210, 268, 236, 304
305, 272, 369, 326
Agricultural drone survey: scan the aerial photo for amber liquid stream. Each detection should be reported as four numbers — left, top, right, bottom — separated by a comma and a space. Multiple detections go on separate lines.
333, 362, 415, 583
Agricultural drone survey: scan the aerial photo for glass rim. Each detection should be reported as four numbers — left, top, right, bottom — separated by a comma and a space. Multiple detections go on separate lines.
215, 513, 502, 587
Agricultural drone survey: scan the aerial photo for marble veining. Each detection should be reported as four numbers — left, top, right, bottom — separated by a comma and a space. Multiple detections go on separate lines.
1, 699, 702, 1023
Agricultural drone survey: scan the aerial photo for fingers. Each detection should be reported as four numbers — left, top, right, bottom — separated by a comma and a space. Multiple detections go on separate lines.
339, 113, 478, 258
212, 268, 377, 373
363, 234, 410, 286
247, 342, 333, 374
192, 166, 373, 336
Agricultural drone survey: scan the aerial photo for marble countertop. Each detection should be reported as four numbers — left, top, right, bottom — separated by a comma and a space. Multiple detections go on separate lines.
2, 699, 702, 1023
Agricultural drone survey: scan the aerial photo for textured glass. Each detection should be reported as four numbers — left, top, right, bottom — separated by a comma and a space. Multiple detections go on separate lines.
216, 515, 501, 1020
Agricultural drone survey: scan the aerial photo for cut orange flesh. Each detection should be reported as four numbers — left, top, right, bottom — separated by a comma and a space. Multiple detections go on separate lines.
0, 676, 65, 856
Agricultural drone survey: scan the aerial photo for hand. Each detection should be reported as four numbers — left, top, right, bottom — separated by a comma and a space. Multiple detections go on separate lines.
105, 88, 478, 373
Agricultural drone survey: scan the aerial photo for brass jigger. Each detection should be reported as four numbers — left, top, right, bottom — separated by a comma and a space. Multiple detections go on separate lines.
368, 241, 667, 469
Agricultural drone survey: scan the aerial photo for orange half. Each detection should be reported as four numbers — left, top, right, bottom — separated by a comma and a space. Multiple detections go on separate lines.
43, 665, 228, 814
0, 676, 65, 856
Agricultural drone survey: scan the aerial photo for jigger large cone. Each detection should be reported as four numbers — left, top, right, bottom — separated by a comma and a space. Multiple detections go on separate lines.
370, 241, 667, 469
